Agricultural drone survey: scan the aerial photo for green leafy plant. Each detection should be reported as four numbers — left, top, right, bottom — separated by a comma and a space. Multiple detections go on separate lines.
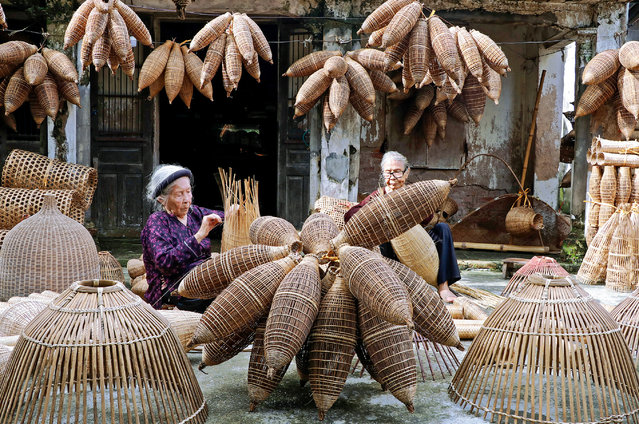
9, 0, 81, 25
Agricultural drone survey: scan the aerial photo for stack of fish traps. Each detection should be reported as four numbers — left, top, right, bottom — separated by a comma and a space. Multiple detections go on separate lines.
0, 149, 98, 250
177, 178, 463, 419
0, 279, 208, 423
356, 0, 509, 146
576, 41, 639, 140
450, 273, 639, 424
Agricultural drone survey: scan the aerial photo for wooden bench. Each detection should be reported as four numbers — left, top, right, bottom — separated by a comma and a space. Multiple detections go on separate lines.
501, 257, 530, 279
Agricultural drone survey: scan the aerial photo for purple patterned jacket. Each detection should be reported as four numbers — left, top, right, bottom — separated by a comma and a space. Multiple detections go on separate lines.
140, 205, 224, 309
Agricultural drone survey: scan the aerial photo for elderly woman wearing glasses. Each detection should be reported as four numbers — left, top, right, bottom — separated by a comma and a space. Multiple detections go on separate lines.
344, 151, 459, 303
141, 164, 224, 312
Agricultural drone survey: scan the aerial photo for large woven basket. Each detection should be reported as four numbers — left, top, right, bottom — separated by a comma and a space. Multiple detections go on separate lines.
450, 274, 639, 424
0, 300, 47, 336
158, 309, 202, 351
0, 279, 208, 423
200, 322, 257, 369
1, 149, 98, 210
0, 187, 85, 228
313, 195, 357, 231
98, 250, 125, 283
505, 206, 543, 236
0, 195, 100, 301
300, 213, 339, 258
610, 287, 639, 365
501, 256, 569, 297
390, 224, 439, 286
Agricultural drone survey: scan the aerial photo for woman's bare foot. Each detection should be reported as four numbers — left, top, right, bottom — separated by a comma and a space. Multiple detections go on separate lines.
438, 281, 457, 303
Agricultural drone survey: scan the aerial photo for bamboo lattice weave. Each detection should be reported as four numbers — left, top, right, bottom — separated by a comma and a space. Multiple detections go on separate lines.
98, 250, 125, 283
578, 208, 620, 285
178, 244, 290, 299
0, 279, 208, 424
606, 207, 635, 292
0, 300, 47, 337
1, 149, 98, 210
300, 213, 339, 257
390, 224, 439, 286
0, 187, 85, 228
617, 167, 632, 205
0, 195, 100, 301
158, 309, 202, 351
501, 256, 569, 297
200, 322, 257, 368
610, 287, 639, 365
295, 340, 311, 386
313, 195, 356, 231
219, 168, 260, 252
449, 274, 639, 424
249, 215, 301, 251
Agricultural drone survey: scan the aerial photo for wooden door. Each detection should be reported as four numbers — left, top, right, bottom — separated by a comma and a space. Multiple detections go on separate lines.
277, 27, 313, 228
91, 44, 153, 237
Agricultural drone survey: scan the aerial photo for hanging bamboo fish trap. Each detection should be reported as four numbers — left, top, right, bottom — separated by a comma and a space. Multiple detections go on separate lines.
501, 256, 569, 297
449, 273, 639, 424
504, 191, 544, 236
313, 195, 357, 231
219, 167, 260, 252
0, 279, 208, 423
0, 195, 100, 301
98, 250, 125, 283
610, 286, 639, 365
249, 215, 302, 252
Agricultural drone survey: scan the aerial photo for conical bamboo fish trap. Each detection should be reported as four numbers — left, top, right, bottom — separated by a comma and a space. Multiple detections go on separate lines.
600, 165, 617, 203
616, 166, 632, 205
606, 207, 636, 292
0, 300, 47, 337
586, 203, 599, 246
390, 224, 439, 286
610, 287, 639, 365
98, 250, 125, 283
331, 179, 453, 250
505, 206, 544, 236
199, 322, 257, 368
501, 256, 569, 296
589, 165, 602, 202
0, 279, 208, 423
0, 195, 100, 301
219, 168, 260, 252
578, 207, 620, 285
449, 274, 639, 424
300, 213, 339, 258
249, 215, 302, 252
313, 195, 356, 231
158, 308, 202, 351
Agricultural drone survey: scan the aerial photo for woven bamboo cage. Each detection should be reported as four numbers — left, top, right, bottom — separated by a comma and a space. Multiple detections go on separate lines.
308, 274, 357, 420
606, 207, 636, 292
248, 317, 290, 411
0, 229, 8, 250
126, 257, 146, 279
446, 302, 464, 319
585, 203, 599, 245
501, 256, 569, 297
264, 255, 320, 375
249, 215, 302, 252
331, 179, 452, 250
578, 208, 620, 285
390, 224, 439, 286
505, 206, 544, 236
1, 149, 98, 210
178, 244, 290, 299
454, 297, 489, 320
190, 255, 299, 347
0, 195, 100, 301
0, 187, 85, 228
219, 168, 260, 252
0, 279, 208, 423
300, 213, 339, 258
440, 197, 458, 220
200, 322, 257, 369
595, 137, 639, 153
0, 344, 10, 378
454, 319, 485, 339
599, 203, 616, 227
359, 302, 417, 412
450, 274, 639, 424
385, 258, 462, 349
295, 338, 311, 386
158, 309, 202, 351
632, 168, 639, 203
131, 275, 148, 298
600, 165, 617, 203
339, 245, 413, 327
589, 165, 602, 202
617, 166, 632, 205
320, 261, 339, 296
313, 195, 356, 231
98, 250, 124, 283
0, 300, 47, 336
610, 287, 639, 364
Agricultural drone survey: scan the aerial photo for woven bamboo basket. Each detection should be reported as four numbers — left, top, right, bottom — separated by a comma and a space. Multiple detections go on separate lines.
249, 215, 302, 251
320, 262, 339, 296
620, 41, 639, 70
596, 137, 639, 153
345, 57, 375, 104
126, 257, 146, 279
339, 245, 413, 327
501, 256, 569, 297
0, 343, 10, 378
158, 309, 202, 351
178, 244, 290, 299
0, 228, 8, 250
390, 224, 439, 286
264, 255, 321, 375
295, 337, 311, 386
446, 302, 464, 319
358, 0, 412, 34
200, 322, 257, 369
130, 275, 147, 298
359, 302, 417, 412
619, 65, 639, 117
461, 74, 486, 124
190, 256, 299, 347
632, 169, 639, 202
606, 208, 636, 292
610, 287, 639, 364
469, 29, 509, 74
189, 12, 232, 53
596, 152, 639, 167
505, 206, 544, 236
300, 213, 339, 258
616, 94, 637, 140
586, 202, 599, 246
450, 274, 639, 424
308, 274, 357, 420
616, 166, 632, 205
2, 149, 98, 210
582, 49, 620, 85
313, 195, 356, 231
0, 195, 100, 301
439, 197, 458, 220
323, 55, 348, 78
219, 168, 260, 252
331, 179, 452, 250
0, 300, 47, 337
578, 208, 620, 285
0, 187, 85, 228
380, 2, 421, 49
453, 319, 484, 339
454, 297, 488, 320
575, 73, 617, 117
0, 279, 208, 423
283, 50, 341, 77
247, 317, 290, 411
589, 165, 602, 202
98, 250, 124, 283
598, 203, 616, 227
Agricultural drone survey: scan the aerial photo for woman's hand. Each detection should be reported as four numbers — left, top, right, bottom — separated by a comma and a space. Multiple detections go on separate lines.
195, 213, 222, 243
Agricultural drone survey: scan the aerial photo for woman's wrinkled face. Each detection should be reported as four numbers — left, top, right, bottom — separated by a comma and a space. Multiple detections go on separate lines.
164, 176, 192, 219
382, 159, 409, 192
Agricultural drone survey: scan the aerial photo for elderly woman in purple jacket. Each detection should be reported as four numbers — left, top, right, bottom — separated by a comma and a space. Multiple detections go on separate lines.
141, 164, 224, 312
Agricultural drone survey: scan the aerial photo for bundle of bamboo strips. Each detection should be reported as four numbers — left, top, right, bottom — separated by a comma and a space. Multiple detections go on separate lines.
219, 167, 260, 252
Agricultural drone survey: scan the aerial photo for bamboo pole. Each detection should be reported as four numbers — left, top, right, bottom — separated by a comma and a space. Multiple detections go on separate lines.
454, 241, 550, 253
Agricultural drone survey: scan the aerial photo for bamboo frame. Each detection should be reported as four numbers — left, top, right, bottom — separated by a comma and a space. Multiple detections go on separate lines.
501, 256, 569, 297
219, 167, 260, 253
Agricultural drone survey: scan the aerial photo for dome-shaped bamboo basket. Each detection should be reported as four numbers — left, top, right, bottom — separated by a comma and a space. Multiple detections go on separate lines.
98, 250, 125, 283
500, 256, 569, 297
249, 215, 302, 252
0, 279, 208, 423
390, 224, 439, 286
504, 206, 544, 236
610, 287, 639, 365
313, 195, 357, 231
0, 195, 100, 301
450, 274, 639, 424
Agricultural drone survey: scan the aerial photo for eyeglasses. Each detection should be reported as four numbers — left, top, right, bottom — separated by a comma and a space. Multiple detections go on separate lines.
382, 169, 406, 179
